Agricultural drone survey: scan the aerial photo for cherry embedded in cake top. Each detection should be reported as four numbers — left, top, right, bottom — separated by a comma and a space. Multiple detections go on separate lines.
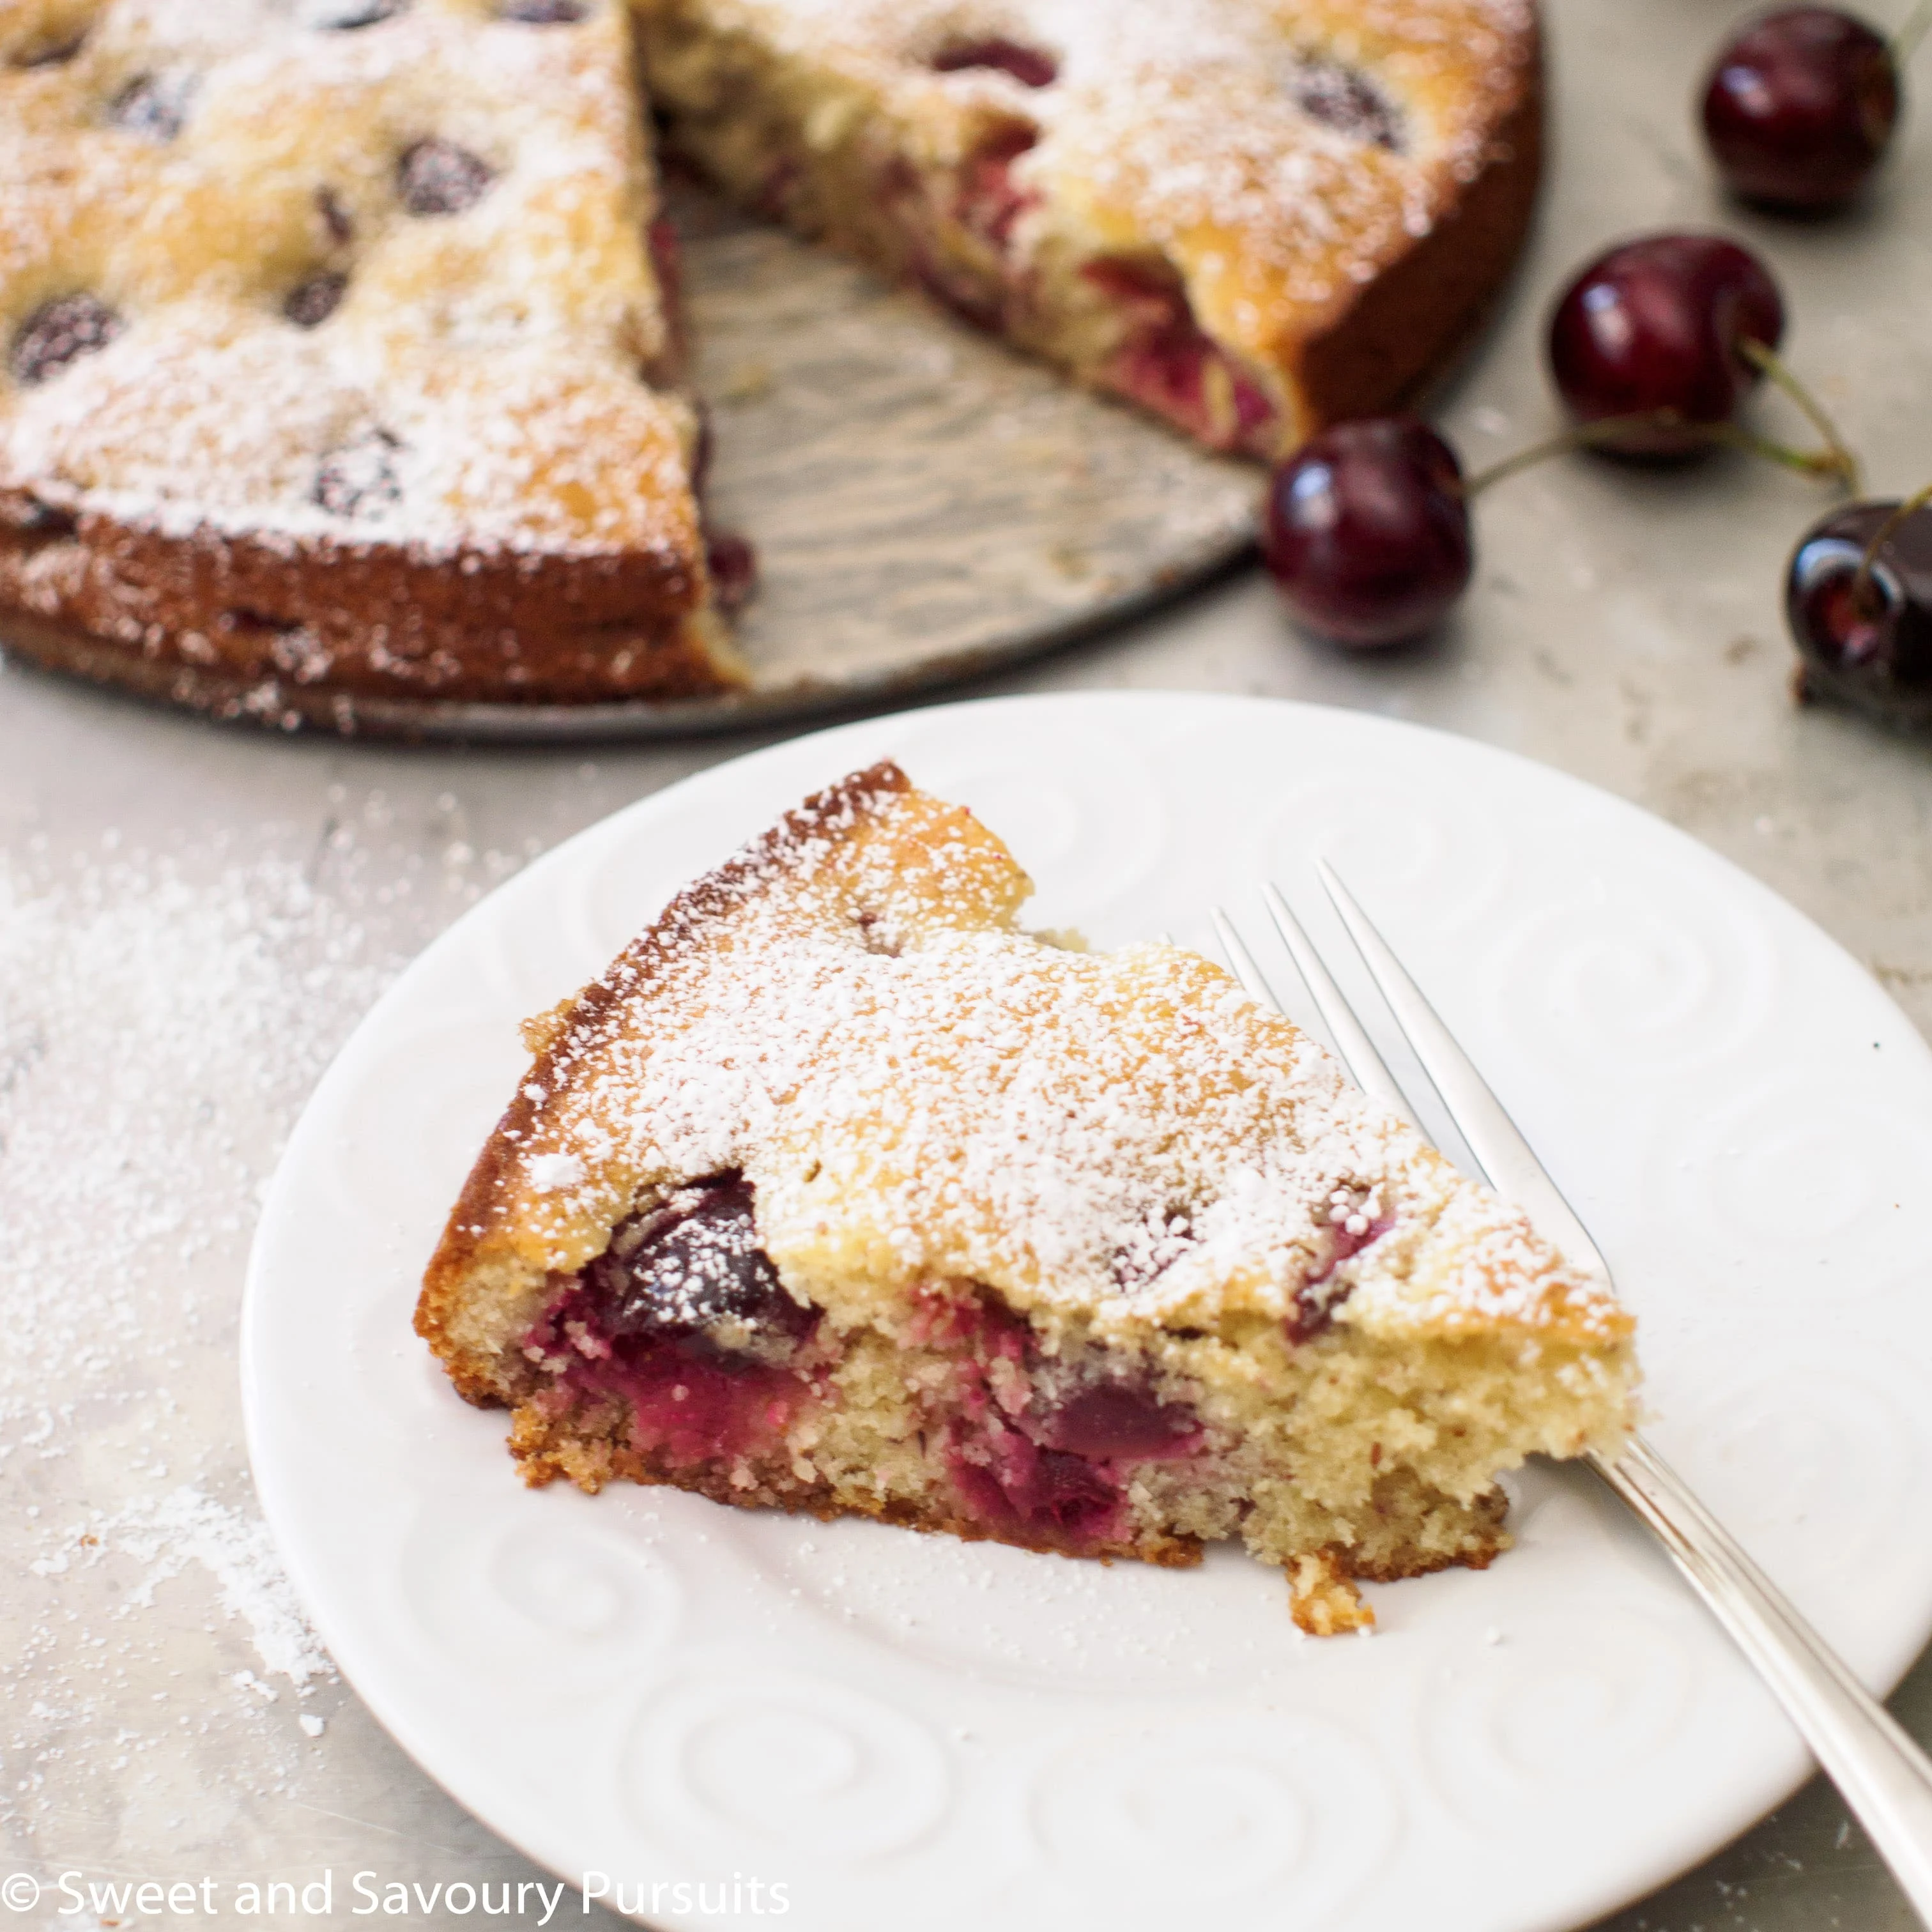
313, 431, 402, 519
931, 37, 1060, 88
305, 0, 409, 28
1291, 57, 1405, 151
10, 295, 123, 387
397, 137, 496, 217
315, 185, 355, 244
107, 71, 193, 140
284, 272, 348, 330
583, 1174, 818, 1345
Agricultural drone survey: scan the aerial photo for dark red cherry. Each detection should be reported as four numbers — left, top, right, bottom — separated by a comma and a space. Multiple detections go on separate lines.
284, 271, 346, 327
397, 137, 494, 216
1033, 1382, 1200, 1460
931, 38, 1058, 87
583, 1174, 814, 1344
705, 530, 757, 612
1291, 57, 1402, 150
1786, 498, 1932, 730
1548, 234, 1784, 456
1702, 8, 1899, 213
1261, 418, 1472, 648
11, 293, 122, 385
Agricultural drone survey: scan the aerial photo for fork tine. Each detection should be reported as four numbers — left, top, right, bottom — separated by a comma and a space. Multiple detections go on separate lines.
1209, 907, 1284, 1015
1314, 858, 1614, 1285
1261, 882, 1422, 1132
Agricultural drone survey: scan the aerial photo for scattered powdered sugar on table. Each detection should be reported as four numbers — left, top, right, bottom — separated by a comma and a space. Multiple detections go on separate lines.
0, 753, 615, 1909
98, 1487, 333, 1690
0, 825, 402, 1854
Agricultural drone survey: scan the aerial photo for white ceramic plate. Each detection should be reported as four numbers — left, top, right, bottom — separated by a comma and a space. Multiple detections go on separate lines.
245, 691, 1932, 1932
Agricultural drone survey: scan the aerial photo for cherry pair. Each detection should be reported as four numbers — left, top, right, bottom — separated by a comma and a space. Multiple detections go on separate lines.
1263, 233, 1843, 647
1261, 226, 1932, 735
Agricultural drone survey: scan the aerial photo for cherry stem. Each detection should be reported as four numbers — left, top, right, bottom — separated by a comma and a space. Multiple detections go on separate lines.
1461, 406, 1855, 499
1851, 479, 1932, 616
1896, 0, 1932, 65
1460, 413, 1684, 494
1736, 338, 1863, 492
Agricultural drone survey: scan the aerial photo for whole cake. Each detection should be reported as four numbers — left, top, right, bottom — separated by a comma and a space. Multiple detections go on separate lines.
0, 0, 1539, 723
417, 762, 1634, 1632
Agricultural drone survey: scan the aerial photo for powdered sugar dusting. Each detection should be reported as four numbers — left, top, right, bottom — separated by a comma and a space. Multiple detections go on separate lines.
1, 0, 698, 556
57, 1485, 333, 1690
484, 766, 1624, 1346
0, 824, 405, 1848
686, 0, 1538, 309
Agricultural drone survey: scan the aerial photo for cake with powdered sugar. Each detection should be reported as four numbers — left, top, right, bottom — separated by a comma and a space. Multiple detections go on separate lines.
0, 0, 746, 721
417, 762, 1634, 1632
2, 0, 1539, 722
634, 0, 1543, 458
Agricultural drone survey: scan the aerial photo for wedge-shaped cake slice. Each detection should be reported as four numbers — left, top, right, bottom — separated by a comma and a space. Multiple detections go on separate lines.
419, 762, 1634, 1631
0, 0, 745, 718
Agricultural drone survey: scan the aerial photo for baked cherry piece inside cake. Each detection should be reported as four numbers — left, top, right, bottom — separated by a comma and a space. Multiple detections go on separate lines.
419, 763, 1636, 1633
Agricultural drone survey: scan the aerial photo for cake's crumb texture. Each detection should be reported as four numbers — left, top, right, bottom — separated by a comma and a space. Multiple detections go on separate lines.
1289, 1552, 1377, 1636
0, 0, 744, 714
418, 761, 1636, 1626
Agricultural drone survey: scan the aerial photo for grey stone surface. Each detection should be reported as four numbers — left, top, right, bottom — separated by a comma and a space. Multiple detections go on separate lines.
4, 0, 1931, 1927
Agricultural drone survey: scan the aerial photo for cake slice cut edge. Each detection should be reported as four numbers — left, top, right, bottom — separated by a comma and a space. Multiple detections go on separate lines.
417, 760, 1636, 1634
631, 0, 1544, 459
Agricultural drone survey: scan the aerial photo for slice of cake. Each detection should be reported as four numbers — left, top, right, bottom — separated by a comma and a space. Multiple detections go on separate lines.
419, 762, 1635, 1632
632, 0, 1544, 458
0, 0, 746, 719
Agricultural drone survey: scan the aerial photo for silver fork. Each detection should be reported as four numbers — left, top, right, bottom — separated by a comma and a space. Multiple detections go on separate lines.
1212, 869, 1932, 1928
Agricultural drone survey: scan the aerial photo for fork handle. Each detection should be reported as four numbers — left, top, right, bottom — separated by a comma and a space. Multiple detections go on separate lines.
1593, 1433, 1932, 1924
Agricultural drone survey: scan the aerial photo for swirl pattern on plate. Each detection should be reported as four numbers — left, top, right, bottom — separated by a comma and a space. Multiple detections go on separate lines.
621, 1667, 953, 1862
401, 1502, 684, 1688
1030, 1712, 1400, 1919
1416, 1605, 1696, 1825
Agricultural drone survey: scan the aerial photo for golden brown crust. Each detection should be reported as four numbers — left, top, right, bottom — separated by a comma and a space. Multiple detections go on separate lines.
0, 516, 744, 715
1298, 49, 1542, 425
